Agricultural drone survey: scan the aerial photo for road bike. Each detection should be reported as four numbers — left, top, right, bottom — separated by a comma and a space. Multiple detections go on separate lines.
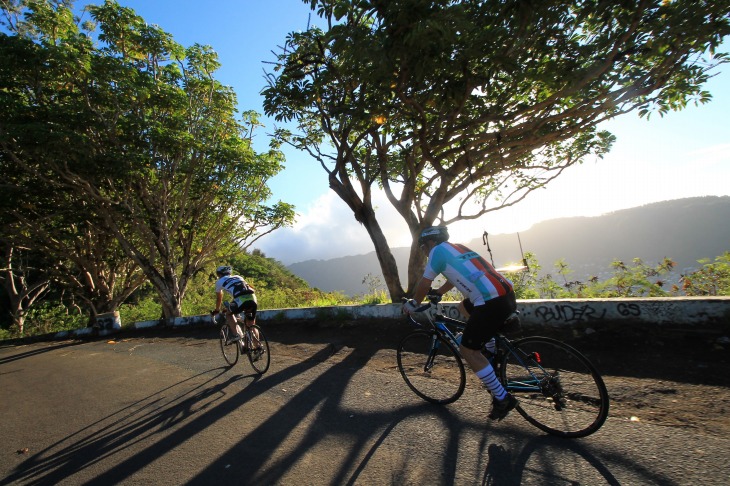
213, 310, 270, 374
397, 295, 609, 438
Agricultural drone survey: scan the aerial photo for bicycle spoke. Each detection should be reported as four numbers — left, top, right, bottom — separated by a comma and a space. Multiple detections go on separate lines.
397, 330, 466, 404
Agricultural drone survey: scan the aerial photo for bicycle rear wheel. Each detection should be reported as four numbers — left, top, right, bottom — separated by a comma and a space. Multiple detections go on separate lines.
219, 325, 239, 366
246, 325, 270, 374
397, 330, 466, 404
499, 336, 609, 438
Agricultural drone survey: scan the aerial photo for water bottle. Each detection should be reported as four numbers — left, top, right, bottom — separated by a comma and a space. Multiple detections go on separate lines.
454, 332, 463, 346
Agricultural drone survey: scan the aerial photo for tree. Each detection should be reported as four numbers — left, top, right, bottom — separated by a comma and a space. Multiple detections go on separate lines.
0, 1, 295, 319
0, 243, 50, 335
0, 152, 147, 324
263, 0, 730, 301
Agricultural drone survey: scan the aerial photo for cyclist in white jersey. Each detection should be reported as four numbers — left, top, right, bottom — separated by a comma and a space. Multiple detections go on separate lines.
212, 266, 260, 349
402, 226, 518, 421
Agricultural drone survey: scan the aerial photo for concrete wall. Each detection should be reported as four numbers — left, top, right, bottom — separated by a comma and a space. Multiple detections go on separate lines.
259, 297, 730, 328
149, 296, 730, 329
52, 297, 730, 339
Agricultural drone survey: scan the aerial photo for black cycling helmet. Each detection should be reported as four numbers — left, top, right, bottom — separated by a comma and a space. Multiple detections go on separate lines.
418, 226, 449, 246
216, 265, 232, 277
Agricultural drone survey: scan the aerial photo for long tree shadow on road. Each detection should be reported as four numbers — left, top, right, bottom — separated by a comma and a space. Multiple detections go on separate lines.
1, 332, 675, 486
1, 343, 343, 485
0, 365, 245, 486
0, 340, 84, 367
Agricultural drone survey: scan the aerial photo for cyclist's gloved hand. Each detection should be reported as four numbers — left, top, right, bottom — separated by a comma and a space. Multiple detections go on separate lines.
211, 309, 219, 315
402, 299, 419, 314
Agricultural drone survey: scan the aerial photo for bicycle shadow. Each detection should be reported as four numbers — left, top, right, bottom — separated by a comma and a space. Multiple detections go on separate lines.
480, 432, 676, 486
481, 436, 620, 486
337, 403, 672, 486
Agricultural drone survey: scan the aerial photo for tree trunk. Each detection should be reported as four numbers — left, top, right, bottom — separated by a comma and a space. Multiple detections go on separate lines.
368, 223, 404, 302
11, 310, 26, 336
2, 245, 49, 336
356, 202, 405, 302
329, 176, 405, 302
405, 242, 427, 295
157, 286, 184, 321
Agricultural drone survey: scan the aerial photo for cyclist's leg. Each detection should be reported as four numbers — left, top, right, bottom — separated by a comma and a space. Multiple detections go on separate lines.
461, 298, 496, 354
243, 298, 257, 326
240, 298, 261, 348
461, 293, 518, 418
224, 302, 243, 339
457, 298, 473, 319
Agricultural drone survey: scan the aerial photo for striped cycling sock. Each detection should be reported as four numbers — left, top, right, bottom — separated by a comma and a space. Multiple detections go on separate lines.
476, 363, 507, 401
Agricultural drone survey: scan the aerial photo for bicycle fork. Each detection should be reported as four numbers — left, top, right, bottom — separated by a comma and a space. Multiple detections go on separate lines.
421, 333, 441, 372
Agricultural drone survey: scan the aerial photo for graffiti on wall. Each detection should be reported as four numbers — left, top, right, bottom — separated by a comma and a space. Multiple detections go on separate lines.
533, 302, 643, 323
534, 304, 607, 323
617, 302, 641, 317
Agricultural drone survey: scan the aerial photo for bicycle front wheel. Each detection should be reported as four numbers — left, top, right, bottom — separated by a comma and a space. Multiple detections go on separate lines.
397, 330, 466, 404
219, 325, 239, 366
499, 336, 609, 438
246, 325, 270, 374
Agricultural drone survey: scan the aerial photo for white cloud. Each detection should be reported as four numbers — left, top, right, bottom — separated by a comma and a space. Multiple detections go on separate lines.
255, 189, 410, 264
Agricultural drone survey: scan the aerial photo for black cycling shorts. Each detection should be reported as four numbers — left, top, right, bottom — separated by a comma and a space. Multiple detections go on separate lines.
460, 291, 517, 350
225, 299, 257, 321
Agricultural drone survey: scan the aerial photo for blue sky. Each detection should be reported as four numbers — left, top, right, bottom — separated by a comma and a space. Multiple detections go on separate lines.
75, 1, 730, 264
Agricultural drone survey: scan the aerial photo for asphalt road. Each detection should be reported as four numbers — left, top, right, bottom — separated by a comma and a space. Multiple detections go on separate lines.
1, 323, 729, 485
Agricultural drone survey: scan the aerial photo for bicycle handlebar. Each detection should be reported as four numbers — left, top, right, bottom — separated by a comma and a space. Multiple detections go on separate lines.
402, 289, 443, 314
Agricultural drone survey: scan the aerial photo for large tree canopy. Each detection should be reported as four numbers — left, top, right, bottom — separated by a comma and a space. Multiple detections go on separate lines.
0, 0, 295, 320
263, 0, 729, 301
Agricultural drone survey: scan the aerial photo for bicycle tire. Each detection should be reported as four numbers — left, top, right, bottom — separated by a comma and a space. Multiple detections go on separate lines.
397, 330, 466, 404
246, 325, 270, 374
219, 325, 239, 366
499, 336, 609, 438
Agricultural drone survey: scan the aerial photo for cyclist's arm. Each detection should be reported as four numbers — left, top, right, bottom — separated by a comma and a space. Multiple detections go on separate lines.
435, 281, 454, 296
412, 276, 434, 304
214, 290, 224, 313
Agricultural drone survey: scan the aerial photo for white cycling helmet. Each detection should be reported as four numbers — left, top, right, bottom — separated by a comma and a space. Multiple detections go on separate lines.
216, 265, 232, 276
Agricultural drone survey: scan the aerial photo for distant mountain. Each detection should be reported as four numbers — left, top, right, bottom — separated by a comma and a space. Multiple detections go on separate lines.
288, 196, 730, 296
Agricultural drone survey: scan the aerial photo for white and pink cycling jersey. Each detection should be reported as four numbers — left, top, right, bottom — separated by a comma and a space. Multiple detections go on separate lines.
424, 242, 513, 306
